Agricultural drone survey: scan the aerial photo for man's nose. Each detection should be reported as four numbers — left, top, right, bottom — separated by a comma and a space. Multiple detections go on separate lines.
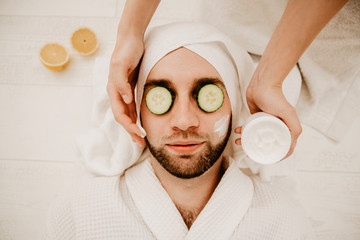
170, 96, 200, 131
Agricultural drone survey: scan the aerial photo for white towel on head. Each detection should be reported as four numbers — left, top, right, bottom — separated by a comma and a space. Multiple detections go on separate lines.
135, 23, 253, 141
77, 21, 302, 181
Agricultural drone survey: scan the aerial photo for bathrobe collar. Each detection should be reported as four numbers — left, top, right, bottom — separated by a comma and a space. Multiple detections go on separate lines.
125, 157, 254, 240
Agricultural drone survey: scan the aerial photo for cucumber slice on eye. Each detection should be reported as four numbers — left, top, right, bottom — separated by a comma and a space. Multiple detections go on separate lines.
145, 86, 173, 115
197, 84, 224, 113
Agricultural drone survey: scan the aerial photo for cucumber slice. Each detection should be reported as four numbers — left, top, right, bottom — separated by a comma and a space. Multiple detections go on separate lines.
145, 86, 173, 115
197, 84, 224, 113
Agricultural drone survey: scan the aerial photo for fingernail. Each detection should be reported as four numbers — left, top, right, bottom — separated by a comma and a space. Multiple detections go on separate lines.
138, 125, 146, 138
122, 94, 131, 104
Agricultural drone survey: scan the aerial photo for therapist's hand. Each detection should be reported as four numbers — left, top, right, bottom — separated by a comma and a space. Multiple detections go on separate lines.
245, 75, 302, 159
106, 0, 160, 147
236, 0, 348, 159
107, 34, 146, 147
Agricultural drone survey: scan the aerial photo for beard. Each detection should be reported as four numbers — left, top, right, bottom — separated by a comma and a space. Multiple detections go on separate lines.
145, 116, 232, 179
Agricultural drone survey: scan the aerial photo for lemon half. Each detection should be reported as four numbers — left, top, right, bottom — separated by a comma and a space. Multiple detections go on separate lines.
71, 27, 98, 56
39, 43, 70, 71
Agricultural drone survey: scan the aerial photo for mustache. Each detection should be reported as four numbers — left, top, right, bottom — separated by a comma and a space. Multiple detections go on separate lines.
163, 130, 207, 141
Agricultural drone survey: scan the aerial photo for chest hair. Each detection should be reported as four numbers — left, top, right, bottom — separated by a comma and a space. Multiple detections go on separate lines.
176, 205, 200, 229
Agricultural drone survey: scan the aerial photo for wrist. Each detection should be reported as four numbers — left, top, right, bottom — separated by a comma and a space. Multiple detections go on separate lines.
251, 61, 286, 89
117, 21, 145, 41
117, 0, 160, 40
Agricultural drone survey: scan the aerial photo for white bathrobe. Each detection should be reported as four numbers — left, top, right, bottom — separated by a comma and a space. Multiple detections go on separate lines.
43, 157, 314, 240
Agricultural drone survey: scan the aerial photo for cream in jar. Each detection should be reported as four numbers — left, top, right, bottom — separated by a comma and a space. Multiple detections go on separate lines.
241, 112, 291, 164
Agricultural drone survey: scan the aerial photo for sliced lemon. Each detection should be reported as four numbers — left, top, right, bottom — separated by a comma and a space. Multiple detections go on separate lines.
71, 27, 98, 56
39, 43, 70, 71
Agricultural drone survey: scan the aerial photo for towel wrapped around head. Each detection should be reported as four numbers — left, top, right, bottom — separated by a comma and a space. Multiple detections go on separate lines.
77, 21, 300, 181
135, 22, 254, 160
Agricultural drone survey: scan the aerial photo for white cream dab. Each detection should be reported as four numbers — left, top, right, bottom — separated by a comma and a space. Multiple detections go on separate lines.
213, 115, 230, 137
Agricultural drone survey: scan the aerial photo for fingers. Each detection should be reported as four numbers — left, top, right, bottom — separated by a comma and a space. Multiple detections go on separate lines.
120, 119, 146, 147
278, 106, 302, 161
247, 99, 261, 115
280, 106, 302, 140
234, 126, 242, 145
131, 133, 146, 147
108, 38, 143, 105
281, 138, 297, 160
108, 62, 133, 104
107, 87, 146, 138
234, 126, 242, 134
117, 112, 145, 139
120, 85, 132, 104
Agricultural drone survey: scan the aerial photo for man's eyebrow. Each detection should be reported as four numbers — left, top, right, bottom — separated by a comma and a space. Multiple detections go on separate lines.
192, 77, 225, 89
144, 79, 174, 89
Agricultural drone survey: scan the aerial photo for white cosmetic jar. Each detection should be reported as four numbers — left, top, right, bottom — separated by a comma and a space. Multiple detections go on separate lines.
241, 112, 291, 164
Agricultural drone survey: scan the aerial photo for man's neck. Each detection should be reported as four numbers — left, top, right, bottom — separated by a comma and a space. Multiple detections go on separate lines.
150, 156, 227, 229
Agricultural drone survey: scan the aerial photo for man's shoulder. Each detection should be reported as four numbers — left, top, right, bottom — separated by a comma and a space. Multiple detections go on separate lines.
77, 175, 120, 199
235, 175, 314, 239
250, 176, 293, 205
44, 175, 125, 238
248, 175, 306, 214
43, 174, 156, 239
78, 175, 120, 197
49, 175, 121, 214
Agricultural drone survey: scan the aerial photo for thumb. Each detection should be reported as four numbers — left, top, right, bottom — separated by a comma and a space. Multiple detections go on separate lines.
278, 104, 302, 141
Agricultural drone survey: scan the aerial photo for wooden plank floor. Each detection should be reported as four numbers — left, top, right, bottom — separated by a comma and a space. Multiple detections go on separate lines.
0, 1, 359, 239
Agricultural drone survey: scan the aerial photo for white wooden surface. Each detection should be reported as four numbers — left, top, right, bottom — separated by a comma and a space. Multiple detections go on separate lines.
0, 1, 359, 239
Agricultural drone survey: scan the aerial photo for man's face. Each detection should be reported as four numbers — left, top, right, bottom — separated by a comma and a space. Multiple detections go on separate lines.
140, 47, 232, 179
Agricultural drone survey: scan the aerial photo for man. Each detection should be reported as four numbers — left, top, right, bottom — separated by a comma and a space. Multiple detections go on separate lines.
140, 47, 234, 228
44, 22, 313, 239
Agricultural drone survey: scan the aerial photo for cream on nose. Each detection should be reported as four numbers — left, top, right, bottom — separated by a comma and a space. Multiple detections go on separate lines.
170, 96, 199, 131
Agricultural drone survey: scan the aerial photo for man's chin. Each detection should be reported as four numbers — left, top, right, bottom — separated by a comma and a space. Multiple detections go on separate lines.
158, 150, 213, 179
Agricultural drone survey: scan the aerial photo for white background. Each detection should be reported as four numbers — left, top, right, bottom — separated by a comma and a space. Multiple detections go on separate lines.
0, 0, 359, 239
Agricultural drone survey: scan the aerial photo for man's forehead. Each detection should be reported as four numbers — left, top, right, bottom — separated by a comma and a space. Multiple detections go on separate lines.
144, 47, 225, 84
